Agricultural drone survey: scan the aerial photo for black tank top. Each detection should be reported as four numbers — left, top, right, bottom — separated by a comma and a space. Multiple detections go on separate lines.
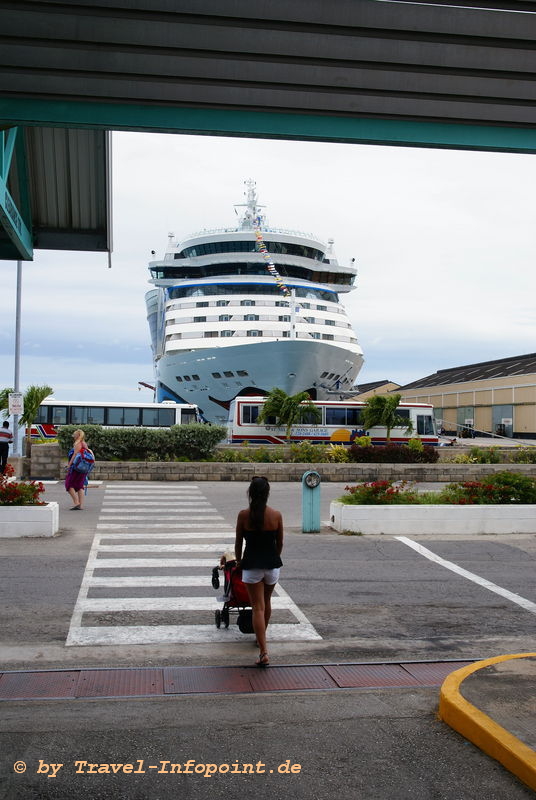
241, 528, 283, 570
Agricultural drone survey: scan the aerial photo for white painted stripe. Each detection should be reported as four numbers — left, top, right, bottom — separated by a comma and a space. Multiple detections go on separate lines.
66, 535, 102, 645
101, 502, 211, 508
97, 523, 227, 529
90, 558, 218, 568
90, 576, 212, 587
397, 536, 536, 615
78, 596, 294, 612
97, 515, 224, 521
98, 532, 232, 540
97, 544, 230, 553
66, 622, 322, 646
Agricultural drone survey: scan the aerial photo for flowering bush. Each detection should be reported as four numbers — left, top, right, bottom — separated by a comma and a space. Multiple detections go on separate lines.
341, 480, 419, 505
339, 472, 536, 506
0, 465, 45, 506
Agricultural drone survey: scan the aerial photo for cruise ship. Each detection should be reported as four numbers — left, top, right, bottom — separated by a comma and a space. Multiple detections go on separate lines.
145, 181, 363, 424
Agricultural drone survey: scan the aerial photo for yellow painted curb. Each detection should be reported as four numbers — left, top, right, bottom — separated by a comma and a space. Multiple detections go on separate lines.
439, 653, 536, 792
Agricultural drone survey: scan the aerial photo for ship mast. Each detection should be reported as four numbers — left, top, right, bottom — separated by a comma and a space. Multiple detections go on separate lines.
235, 178, 266, 229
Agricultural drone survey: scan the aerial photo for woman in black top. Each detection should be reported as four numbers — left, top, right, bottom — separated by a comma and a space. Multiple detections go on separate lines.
235, 477, 283, 667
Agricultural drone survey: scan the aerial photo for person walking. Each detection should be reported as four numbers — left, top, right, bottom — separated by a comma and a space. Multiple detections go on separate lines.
235, 476, 283, 667
65, 429, 89, 510
0, 420, 13, 474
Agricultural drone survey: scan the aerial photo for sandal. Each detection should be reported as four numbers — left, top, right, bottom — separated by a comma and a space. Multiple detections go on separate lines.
256, 652, 269, 667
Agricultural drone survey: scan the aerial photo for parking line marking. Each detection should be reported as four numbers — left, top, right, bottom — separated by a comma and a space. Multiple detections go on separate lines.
397, 537, 536, 615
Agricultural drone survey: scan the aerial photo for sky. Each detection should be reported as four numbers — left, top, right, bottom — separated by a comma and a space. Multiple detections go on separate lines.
1, 130, 535, 404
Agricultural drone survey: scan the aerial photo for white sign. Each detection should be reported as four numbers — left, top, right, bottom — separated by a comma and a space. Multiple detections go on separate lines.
501, 418, 512, 426
8, 392, 23, 415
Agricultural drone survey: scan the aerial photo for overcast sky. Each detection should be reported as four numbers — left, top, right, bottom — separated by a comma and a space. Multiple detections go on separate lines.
1, 130, 535, 403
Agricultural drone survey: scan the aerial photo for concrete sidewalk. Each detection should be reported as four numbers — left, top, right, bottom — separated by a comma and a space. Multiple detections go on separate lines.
440, 653, 536, 793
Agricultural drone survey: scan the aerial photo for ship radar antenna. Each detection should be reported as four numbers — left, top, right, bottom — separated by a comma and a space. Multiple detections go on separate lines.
234, 178, 266, 229
168, 232, 175, 241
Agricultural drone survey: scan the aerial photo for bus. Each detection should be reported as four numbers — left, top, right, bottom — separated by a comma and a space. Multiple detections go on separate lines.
31, 400, 199, 439
227, 396, 438, 446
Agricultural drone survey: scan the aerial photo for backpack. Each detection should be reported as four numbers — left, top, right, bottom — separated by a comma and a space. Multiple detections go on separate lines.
72, 447, 95, 475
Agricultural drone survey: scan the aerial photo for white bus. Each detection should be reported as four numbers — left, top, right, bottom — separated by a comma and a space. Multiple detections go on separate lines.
31, 400, 199, 439
227, 396, 438, 446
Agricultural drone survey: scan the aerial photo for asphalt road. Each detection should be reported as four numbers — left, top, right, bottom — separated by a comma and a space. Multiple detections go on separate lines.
1, 480, 535, 799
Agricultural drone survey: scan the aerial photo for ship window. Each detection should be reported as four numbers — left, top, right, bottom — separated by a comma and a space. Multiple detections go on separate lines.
193, 316, 206, 323
219, 315, 231, 321
247, 330, 262, 337
204, 331, 218, 338
275, 301, 289, 307
321, 372, 328, 378
311, 332, 320, 339
184, 376, 191, 381
325, 320, 335, 326
278, 315, 290, 322
242, 405, 260, 424
224, 371, 234, 378
322, 334, 334, 340
211, 372, 222, 378
244, 314, 259, 321
237, 370, 248, 376
301, 302, 311, 309
282, 331, 290, 337
316, 305, 327, 311
176, 376, 183, 382
241, 300, 255, 306
304, 317, 315, 324
196, 301, 209, 307
221, 330, 234, 337
192, 374, 200, 381
216, 300, 229, 306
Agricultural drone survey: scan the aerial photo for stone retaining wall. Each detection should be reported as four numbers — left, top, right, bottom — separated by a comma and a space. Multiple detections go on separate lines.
25, 443, 536, 482
91, 462, 536, 482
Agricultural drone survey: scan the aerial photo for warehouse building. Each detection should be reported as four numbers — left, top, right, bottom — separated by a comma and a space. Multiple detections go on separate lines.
397, 353, 536, 439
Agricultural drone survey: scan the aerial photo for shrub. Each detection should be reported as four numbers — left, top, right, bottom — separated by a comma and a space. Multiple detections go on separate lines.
512, 447, 536, 464
290, 441, 327, 463
353, 435, 372, 448
57, 424, 227, 461
407, 438, 424, 452
326, 444, 350, 463
348, 443, 439, 463
0, 464, 45, 506
341, 480, 419, 505
437, 471, 536, 505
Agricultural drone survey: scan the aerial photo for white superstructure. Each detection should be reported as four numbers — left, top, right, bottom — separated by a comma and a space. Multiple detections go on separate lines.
145, 181, 363, 424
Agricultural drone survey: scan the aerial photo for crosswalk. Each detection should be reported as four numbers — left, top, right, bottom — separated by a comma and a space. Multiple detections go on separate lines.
66, 483, 321, 646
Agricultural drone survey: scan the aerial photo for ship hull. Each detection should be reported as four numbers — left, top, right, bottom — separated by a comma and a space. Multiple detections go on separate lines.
156, 339, 363, 424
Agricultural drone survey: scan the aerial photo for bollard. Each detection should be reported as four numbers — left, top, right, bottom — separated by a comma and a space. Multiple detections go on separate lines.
302, 470, 321, 532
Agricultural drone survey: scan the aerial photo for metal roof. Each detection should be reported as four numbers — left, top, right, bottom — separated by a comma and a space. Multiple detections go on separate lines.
3, 1, 536, 258
399, 353, 536, 390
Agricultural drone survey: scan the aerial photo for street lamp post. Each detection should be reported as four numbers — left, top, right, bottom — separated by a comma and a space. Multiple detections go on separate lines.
13, 259, 22, 457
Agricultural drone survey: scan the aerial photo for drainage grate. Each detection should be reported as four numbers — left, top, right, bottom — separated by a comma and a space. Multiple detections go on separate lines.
324, 663, 422, 689
0, 671, 78, 700
76, 668, 164, 698
248, 665, 338, 692
401, 661, 472, 685
163, 666, 252, 695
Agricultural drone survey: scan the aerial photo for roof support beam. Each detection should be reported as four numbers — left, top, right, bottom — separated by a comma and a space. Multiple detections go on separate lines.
0, 127, 33, 260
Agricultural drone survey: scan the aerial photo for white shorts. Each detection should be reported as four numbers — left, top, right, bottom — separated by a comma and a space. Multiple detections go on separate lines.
241, 568, 281, 585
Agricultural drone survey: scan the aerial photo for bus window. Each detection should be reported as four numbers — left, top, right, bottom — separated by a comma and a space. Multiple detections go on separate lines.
180, 409, 196, 425
417, 415, 435, 435
326, 407, 347, 425
396, 409, 410, 420
141, 408, 176, 427
346, 408, 363, 426
71, 406, 105, 425
242, 405, 259, 424
300, 410, 320, 425
35, 406, 50, 424
51, 406, 68, 425
124, 407, 140, 426
108, 407, 140, 426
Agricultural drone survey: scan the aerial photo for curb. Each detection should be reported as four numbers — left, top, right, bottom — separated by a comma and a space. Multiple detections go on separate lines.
438, 653, 536, 792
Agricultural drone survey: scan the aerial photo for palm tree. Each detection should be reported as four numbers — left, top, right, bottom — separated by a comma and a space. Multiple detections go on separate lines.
258, 388, 321, 442
0, 385, 54, 454
361, 393, 413, 442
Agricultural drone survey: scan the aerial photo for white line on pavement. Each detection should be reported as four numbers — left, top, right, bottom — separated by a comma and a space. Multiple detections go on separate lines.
67, 622, 322, 645
396, 536, 536, 615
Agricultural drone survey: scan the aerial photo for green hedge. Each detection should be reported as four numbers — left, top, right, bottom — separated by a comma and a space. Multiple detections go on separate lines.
57, 424, 227, 461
